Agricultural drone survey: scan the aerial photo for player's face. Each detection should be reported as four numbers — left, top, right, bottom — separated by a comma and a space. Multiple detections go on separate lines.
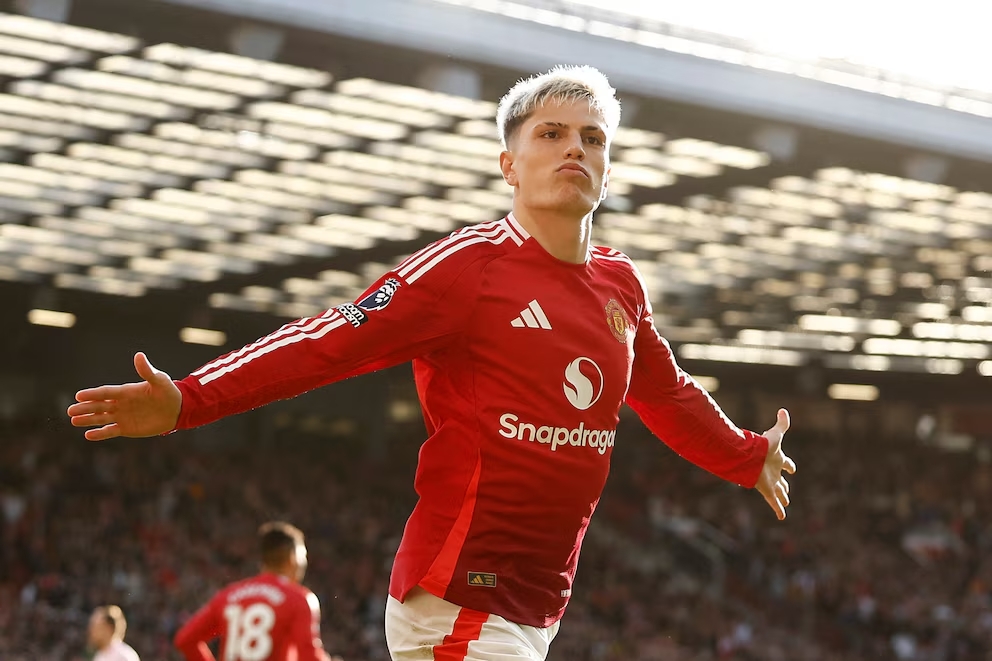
500, 100, 610, 219
87, 612, 112, 649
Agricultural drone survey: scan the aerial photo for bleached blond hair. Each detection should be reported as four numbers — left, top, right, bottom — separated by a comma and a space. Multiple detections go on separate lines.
95, 605, 127, 640
496, 65, 621, 149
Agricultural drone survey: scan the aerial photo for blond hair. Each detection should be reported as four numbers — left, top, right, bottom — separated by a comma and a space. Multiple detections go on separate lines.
95, 605, 127, 640
496, 65, 621, 149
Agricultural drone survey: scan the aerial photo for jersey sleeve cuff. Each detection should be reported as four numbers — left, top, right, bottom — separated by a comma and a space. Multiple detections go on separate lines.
738, 429, 770, 488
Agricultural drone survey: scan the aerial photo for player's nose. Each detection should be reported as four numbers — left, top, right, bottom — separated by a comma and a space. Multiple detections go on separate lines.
563, 133, 585, 160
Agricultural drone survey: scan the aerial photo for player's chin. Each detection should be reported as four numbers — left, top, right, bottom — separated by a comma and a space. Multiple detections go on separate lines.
528, 188, 596, 217
553, 192, 597, 216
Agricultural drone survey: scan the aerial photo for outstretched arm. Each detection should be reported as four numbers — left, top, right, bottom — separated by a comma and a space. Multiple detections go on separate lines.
624, 266, 796, 518
625, 331, 771, 487
68, 232, 491, 439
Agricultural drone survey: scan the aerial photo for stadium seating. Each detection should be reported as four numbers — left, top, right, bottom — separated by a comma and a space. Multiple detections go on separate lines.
2, 12, 990, 379
2, 415, 990, 660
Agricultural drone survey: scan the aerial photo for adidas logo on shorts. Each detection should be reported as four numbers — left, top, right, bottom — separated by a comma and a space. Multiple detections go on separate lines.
467, 572, 497, 588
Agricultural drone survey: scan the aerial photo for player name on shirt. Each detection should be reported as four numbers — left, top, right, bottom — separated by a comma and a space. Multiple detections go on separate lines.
227, 583, 286, 605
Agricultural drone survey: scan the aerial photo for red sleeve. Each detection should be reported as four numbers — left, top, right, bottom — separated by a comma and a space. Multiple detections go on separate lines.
289, 591, 328, 661
173, 598, 222, 661
623, 265, 768, 488
173, 233, 492, 430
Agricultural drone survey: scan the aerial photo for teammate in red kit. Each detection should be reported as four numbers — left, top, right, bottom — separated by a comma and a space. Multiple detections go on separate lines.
173, 522, 333, 661
69, 65, 796, 660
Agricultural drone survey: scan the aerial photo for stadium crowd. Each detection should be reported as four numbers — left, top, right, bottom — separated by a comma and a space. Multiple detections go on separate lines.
2, 401, 991, 660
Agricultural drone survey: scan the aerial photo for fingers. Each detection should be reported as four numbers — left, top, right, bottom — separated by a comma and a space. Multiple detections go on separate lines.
761, 409, 791, 447
766, 477, 791, 520
759, 473, 791, 521
67, 400, 116, 417
133, 352, 160, 383
70, 413, 118, 428
764, 490, 786, 520
783, 454, 797, 475
776, 480, 790, 507
68, 401, 118, 429
84, 424, 121, 442
775, 408, 791, 435
75, 386, 126, 403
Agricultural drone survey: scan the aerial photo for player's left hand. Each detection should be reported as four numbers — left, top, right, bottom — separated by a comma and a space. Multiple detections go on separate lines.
755, 408, 796, 521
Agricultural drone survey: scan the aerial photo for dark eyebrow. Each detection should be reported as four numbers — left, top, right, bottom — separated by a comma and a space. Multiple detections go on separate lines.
535, 122, 605, 134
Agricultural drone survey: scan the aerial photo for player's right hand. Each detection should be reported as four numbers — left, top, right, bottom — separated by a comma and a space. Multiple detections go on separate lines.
67, 352, 182, 441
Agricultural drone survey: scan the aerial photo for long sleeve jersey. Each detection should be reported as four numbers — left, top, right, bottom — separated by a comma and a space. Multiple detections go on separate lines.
173, 573, 326, 661
174, 214, 768, 627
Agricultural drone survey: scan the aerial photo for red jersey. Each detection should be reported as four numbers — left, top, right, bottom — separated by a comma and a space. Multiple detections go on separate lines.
173, 573, 326, 661
174, 214, 768, 627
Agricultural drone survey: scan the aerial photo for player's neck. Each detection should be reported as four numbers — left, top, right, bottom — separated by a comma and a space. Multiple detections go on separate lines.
262, 566, 297, 583
511, 206, 591, 264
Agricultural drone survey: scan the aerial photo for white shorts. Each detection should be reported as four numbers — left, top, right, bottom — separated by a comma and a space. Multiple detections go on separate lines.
384, 587, 560, 661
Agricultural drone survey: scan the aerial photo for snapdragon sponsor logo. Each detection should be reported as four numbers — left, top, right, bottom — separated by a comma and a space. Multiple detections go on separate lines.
498, 413, 616, 455
563, 357, 603, 411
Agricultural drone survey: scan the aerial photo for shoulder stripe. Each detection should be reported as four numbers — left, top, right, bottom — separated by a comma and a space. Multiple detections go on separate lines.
455, 218, 505, 237
406, 230, 512, 283
398, 223, 519, 282
395, 232, 479, 279
395, 220, 505, 278
198, 316, 349, 385
191, 309, 342, 378
463, 223, 511, 240
591, 252, 634, 266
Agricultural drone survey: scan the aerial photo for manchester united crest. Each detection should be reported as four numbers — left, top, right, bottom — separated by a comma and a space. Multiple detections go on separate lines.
605, 299, 629, 343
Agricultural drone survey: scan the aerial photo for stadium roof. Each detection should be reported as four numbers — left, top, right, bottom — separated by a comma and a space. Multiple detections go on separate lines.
436, 0, 992, 117
0, 4, 990, 396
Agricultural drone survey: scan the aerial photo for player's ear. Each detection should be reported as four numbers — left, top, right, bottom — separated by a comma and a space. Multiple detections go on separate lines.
499, 150, 518, 187
599, 165, 610, 202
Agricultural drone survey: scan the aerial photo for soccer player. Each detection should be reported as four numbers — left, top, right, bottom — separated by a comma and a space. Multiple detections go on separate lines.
88, 605, 140, 661
69, 65, 796, 660
173, 521, 332, 661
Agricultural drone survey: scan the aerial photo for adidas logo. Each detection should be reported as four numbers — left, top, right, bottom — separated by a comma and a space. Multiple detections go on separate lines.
467, 571, 497, 587
510, 299, 552, 330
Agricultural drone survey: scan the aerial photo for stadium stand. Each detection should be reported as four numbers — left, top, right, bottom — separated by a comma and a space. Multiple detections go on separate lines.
1, 10, 991, 381
3, 407, 992, 660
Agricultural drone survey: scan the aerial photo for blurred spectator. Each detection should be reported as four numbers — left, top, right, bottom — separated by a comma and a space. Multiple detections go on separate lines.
1, 413, 990, 660
89, 605, 140, 661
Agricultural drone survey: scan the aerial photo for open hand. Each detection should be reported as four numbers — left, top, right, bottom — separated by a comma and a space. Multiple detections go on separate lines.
67, 352, 182, 441
755, 408, 796, 520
